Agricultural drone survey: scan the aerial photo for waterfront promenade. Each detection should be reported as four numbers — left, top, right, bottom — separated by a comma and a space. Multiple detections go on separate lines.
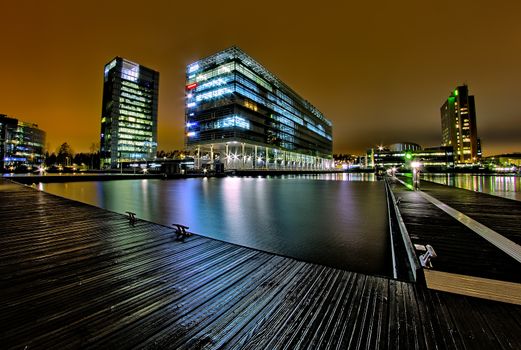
1, 179, 521, 349
389, 176, 521, 304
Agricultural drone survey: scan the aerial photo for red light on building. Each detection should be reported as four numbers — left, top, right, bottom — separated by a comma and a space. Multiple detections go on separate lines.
186, 83, 197, 90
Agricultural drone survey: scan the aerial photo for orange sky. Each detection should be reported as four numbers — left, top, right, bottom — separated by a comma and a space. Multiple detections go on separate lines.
1, 0, 520, 156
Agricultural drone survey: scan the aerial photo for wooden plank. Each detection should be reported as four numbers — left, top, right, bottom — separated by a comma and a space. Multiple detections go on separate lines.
424, 269, 521, 305
231, 265, 341, 350
440, 292, 501, 349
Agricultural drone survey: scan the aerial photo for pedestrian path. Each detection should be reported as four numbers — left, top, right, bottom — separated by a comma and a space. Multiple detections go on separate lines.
395, 176, 521, 263
1, 179, 521, 349
390, 176, 521, 304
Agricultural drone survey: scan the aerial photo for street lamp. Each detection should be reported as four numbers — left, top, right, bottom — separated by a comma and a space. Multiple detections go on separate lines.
411, 161, 422, 190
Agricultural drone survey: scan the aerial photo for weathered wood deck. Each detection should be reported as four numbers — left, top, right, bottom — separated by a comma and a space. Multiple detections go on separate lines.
390, 176, 521, 280
389, 176, 521, 304
415, 178, 521, 245
1, 179, 521, 349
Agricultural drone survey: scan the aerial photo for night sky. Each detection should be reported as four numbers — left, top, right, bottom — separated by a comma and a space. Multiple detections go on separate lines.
1, 1, 520, 156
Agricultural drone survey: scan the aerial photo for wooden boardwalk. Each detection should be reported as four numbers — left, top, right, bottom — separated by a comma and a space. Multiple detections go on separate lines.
414, 178, 521, 246
389, 176, 521, 304
1, 179, 521, 349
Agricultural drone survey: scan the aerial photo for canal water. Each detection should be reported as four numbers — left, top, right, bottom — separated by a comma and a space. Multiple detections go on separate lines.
422, 174, 521, 201
41, 174, 392, 276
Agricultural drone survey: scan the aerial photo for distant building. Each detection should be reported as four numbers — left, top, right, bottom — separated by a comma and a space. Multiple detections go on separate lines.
367, 144, 454, 170
100, 57, 159, 169
184, 46, 333, 170
0, 114, 46, 171
477, 138, 482, 158
440, 85, 479, 164
388, 142, 421, 152
0, 115, 16, 170
484, 153, 521, 168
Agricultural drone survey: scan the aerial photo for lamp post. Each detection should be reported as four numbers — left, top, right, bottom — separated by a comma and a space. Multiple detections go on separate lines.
411, 161, 422, 190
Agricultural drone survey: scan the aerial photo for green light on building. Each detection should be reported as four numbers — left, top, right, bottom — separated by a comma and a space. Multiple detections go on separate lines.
405, 152, 412, 160
454, 89, 458, 96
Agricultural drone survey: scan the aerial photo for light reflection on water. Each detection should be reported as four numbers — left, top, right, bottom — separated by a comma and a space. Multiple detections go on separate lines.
41, 174, 391, 276
422, 174, 521, 201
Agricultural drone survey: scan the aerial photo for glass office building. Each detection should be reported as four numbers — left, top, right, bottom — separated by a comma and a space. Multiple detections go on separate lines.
100, 57, 159, 169
185, 46, 333, 170
1, 114, 46, 171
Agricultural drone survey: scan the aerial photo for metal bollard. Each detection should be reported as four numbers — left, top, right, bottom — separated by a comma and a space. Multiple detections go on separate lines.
419, 244, 437, 268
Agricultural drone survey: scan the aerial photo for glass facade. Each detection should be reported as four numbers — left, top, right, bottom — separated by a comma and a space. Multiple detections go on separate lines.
440, 85, 479, 164
185, 46, 333, 170
100, 57, 159, 168
0, 114, 46, 171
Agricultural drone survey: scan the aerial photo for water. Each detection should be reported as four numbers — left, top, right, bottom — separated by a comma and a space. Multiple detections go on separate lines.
40, 174, 391, 276
422, 174, 521, 201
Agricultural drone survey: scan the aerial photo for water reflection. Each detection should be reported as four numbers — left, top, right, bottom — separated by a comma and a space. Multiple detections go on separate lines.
422, 174, 521, 201
41, 175, 390, 276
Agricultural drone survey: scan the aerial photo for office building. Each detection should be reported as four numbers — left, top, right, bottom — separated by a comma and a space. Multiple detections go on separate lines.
440, 85, 479, 164
484, 153, 521, 169
1, 114, 46, 171
184, 46, 333, 170
388, 142, 421, 152
367, 144, 454, 170
100, 57, 159, 168
0, 115, 16, 170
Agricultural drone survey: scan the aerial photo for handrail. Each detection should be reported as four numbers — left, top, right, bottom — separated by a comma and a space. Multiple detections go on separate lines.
384, 178, 398, 279
384, 176, 422, 281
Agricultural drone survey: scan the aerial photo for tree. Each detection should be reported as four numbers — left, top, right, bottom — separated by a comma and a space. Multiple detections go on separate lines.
56, 142, 74, 166
89, 142, 100, 169
45, 152, 57, 167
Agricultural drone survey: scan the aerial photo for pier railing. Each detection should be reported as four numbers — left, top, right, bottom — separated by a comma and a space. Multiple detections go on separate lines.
384, 176, 423, 282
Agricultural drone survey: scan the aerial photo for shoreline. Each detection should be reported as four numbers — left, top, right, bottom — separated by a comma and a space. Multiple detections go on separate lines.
3, 169, 519, 185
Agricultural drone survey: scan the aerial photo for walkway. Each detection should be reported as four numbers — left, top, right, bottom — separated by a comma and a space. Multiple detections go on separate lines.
390, 176, 521, 304
1, 180, 520, 349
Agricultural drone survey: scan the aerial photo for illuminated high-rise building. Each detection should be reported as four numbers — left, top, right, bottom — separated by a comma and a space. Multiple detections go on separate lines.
100, 57, 159, 169
184, 46, 333, 170
1, 114, 46, 171
440, 85, 479, 164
